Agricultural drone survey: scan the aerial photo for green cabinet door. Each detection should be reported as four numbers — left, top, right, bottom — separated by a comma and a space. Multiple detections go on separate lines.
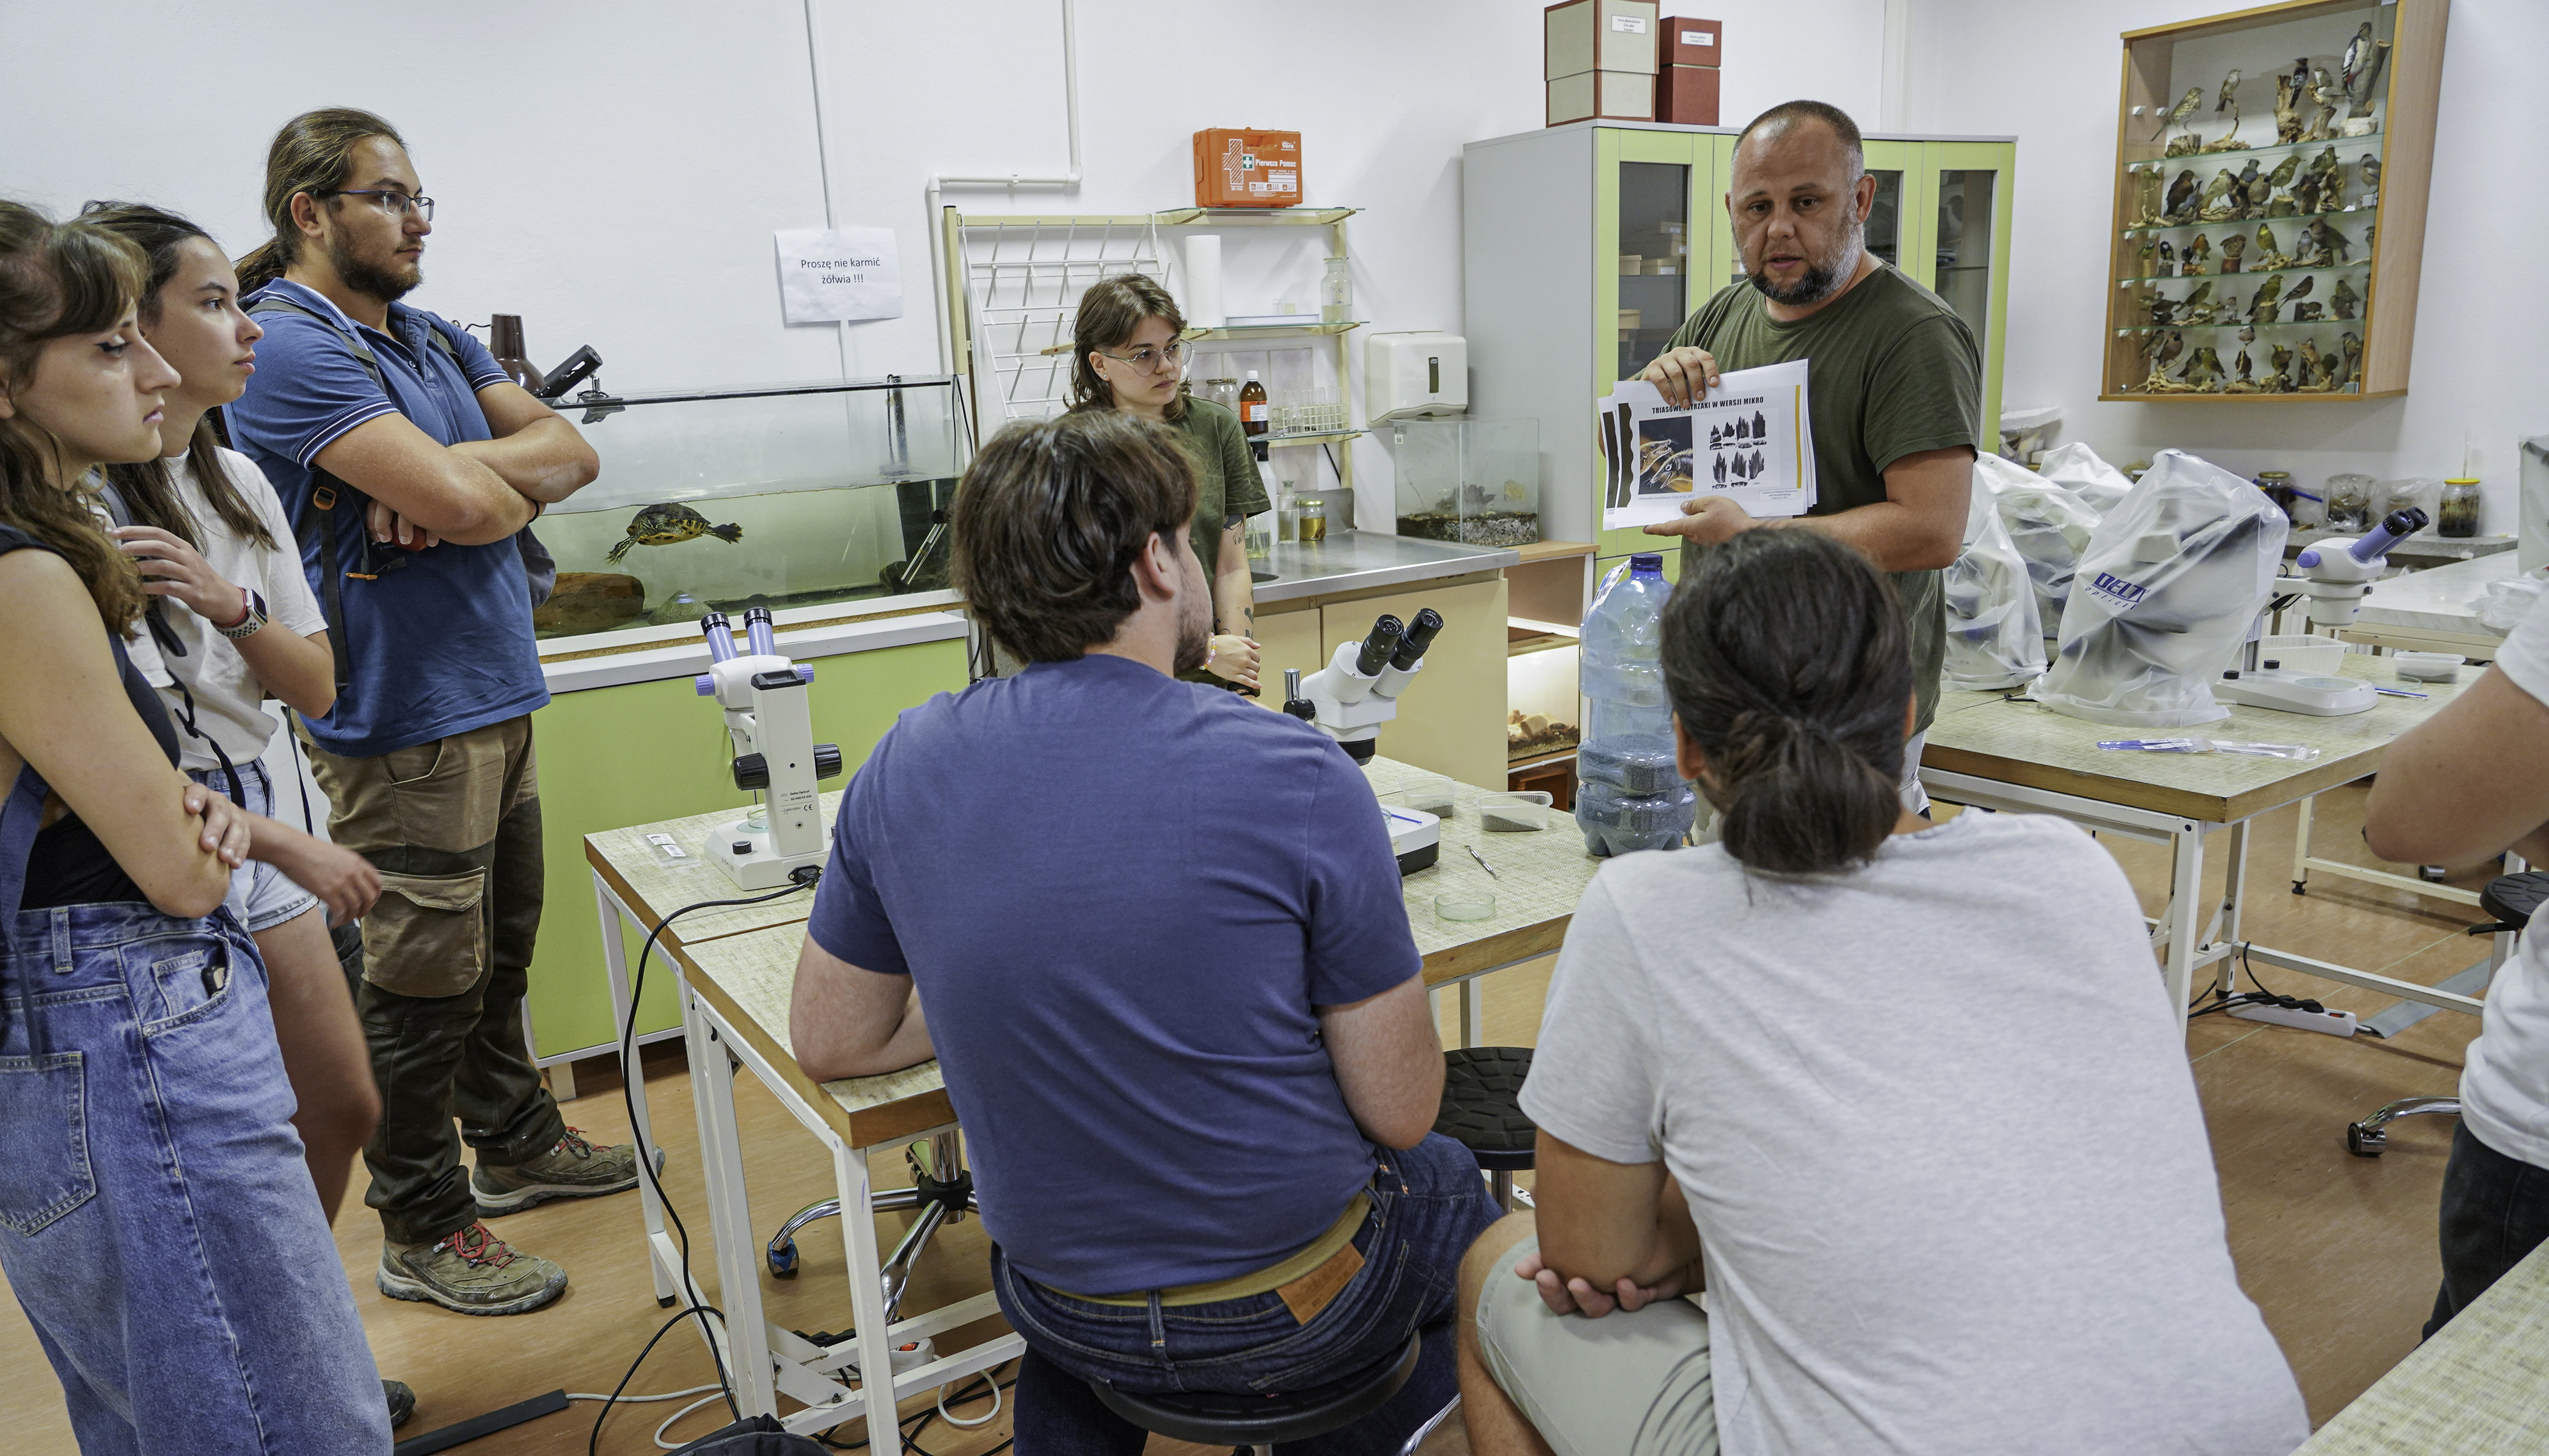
1921, 141, 2015, 439
525, 637, 968, 1061
1597, 127, 1719, 568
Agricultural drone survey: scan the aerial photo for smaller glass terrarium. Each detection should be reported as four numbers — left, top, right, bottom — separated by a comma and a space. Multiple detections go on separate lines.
1391, 418, 1541, 548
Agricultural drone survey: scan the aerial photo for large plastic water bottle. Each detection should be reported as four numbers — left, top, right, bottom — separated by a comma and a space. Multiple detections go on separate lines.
1575, 553, 1697, 856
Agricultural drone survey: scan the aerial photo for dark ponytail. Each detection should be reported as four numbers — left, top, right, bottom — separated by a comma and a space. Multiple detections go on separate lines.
1661, 530, 1910, 874
235, 107, 406, 296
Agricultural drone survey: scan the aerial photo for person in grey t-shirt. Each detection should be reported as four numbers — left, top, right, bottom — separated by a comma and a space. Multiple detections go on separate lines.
1453, 531, 2307, 1456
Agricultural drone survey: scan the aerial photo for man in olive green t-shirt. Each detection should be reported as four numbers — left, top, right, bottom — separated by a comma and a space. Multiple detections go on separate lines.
1640, 100, 1982, 809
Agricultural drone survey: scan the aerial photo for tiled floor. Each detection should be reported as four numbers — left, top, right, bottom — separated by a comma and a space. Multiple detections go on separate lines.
0, 784, 2503, 1452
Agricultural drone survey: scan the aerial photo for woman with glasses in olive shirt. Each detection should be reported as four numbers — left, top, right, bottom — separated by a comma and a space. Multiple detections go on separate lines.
1068, 273, 1264, 692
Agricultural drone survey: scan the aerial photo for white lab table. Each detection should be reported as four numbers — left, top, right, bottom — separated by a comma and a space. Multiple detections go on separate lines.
2342, 552, 2518, 659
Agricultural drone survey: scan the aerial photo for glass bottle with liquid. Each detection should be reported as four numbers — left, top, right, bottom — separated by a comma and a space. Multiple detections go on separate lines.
1239, 372, 1269, 437
1299, 495, 1327, 542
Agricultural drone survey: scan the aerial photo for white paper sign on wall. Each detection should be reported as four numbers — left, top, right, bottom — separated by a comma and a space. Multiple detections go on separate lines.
774, 227, 901, 324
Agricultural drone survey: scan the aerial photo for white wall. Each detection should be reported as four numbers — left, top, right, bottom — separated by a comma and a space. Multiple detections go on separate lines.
1902, 0, 2549, 530
4, 0, 1885, 531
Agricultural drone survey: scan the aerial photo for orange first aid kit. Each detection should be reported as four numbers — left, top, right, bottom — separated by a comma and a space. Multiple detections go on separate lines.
1193, 129, 1303, 209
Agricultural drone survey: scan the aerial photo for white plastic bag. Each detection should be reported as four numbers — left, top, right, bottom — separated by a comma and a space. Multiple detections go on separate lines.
2035, 449, 2290, 727
2037, 441, 2137, 515
2474, 573, 2549, 633
1942, 473, 2045, 690
1978, 453, 2102, 645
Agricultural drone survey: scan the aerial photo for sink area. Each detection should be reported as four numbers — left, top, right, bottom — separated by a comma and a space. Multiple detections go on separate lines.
1251, 570, 1280, 583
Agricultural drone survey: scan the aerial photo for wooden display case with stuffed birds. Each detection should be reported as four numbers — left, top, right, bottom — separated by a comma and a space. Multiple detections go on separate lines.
2102, 0, 2445, 401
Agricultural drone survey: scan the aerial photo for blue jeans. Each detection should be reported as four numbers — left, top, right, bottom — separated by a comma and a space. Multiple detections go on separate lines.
995, 1132, 1498, 1455
2426, 1120, 2549, 1339
0, 901, 390, 1454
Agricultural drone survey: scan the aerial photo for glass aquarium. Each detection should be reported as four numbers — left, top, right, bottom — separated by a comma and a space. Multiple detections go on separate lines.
530, 376, 967, 640
1391, 417, 1541, 547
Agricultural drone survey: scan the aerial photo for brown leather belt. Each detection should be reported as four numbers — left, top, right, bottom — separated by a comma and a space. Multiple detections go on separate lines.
1045, 1192, 1371, 1324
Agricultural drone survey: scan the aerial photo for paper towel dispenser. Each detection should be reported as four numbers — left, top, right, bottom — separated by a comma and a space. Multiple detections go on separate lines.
1367, 331, 1466, 423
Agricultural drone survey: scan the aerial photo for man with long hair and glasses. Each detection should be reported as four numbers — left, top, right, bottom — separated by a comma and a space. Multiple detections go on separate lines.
786, 409, 1496, 1451
1635, 99, 1981, 817
225, 107, 628, 1324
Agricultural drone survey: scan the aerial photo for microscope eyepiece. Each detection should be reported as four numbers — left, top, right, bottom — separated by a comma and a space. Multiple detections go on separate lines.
700, 610, 737, 663
1390, 608, 1444, 671
1355, 615, 1406, 677
2350, 506, 2432, 564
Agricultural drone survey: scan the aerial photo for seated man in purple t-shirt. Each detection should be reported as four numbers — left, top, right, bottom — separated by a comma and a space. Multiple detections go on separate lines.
789, 409, 1497, 1452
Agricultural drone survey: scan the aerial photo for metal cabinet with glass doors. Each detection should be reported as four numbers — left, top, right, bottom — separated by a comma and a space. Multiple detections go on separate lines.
1463, 121, 2014, 567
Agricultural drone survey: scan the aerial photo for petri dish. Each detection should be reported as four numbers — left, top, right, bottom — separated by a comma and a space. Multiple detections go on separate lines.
1435, 892, 1497, 922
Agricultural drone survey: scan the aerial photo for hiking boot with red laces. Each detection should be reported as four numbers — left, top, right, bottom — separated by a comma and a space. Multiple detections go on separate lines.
472, 1127, 642, 1215
377, 1222, 568, 1316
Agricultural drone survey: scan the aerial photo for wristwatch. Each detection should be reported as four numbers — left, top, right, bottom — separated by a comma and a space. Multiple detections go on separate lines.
213, 587, 268, 641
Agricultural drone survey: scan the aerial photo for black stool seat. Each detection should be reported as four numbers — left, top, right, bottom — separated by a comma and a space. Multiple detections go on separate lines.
1092, 1331, 1422, 1447
1436, 1045, 1537, 1171
2482, 870, 2549, 929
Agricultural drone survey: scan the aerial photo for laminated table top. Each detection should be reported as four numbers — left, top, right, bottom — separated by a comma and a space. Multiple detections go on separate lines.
2295, 1235, 2549, 1453
1922, 657, 2473, 824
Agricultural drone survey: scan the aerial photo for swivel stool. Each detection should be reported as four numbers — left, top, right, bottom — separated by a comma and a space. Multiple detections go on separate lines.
2347, 869, 2548, 1157
764, 1132, 977, 1331
1436, 1045, 1537, 1209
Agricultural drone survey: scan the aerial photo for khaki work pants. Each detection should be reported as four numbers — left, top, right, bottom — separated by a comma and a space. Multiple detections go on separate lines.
303, 715, 566, 1246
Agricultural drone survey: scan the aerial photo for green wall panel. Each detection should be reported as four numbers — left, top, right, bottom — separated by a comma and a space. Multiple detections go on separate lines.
525, 636, 969, 1059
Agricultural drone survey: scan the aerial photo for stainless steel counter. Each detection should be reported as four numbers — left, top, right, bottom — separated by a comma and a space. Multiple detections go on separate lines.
1255, 532, 1521, 605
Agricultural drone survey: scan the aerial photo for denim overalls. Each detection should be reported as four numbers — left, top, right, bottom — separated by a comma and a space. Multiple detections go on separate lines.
0, 758, 389, 1453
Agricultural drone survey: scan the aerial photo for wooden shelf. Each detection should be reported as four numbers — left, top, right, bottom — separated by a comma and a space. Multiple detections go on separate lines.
1511, 539, 1597, 564
1507, 627, 1580, 658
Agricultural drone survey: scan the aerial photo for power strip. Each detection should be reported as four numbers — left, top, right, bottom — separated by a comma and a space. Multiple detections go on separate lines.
2229, 1001, 2357, 1037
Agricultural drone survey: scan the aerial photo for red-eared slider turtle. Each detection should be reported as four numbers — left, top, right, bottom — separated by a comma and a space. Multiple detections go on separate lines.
605, 502, 743, 564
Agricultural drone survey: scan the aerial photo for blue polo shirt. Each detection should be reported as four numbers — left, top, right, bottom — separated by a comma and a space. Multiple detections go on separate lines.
806, 654, 1422, 1292
225, 279, 548, 757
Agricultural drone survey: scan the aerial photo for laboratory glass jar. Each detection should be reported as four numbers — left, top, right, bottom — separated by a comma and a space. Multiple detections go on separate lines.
2323, 473, 2374, 533
1299, 495, 1328, 543
2253, 470, 2294, 521
2438, 478, 2482, 538
1321, 257, 1353, 324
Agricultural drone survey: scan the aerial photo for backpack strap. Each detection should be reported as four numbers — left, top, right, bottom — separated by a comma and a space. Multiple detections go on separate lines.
248, 294, 388, 697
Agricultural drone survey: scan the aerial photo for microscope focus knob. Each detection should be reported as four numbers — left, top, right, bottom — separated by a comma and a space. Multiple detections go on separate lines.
815, 744, 844, 780
733, 754, 769, 790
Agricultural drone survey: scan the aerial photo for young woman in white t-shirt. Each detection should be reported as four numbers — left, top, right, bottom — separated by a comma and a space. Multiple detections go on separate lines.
86, 203, 384, 1224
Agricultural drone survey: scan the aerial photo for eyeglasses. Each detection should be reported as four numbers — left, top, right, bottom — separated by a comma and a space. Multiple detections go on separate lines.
317, 189, 435, 223
1096, 341, 1186, 374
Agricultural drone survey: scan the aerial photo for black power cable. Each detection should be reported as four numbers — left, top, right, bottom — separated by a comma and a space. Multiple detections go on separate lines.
592, 868, 820, 1454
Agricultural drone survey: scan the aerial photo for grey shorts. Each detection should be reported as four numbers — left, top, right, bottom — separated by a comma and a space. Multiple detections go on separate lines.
1473, 1238, 1717, 1456
191, 761, 321, 935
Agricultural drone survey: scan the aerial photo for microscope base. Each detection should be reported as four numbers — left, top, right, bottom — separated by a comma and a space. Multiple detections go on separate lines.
711, 822, 828, 890
1386, 807, 1441, 878
2214, 670, 2377, 717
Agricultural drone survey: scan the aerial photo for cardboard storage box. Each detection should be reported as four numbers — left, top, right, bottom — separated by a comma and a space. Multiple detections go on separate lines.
1658, 17, 1721, 67
1548, 70, 1658, 125
1192, 129, 1301, 209
1544, 0, 1658, 79
1656, 61, 1720, 125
